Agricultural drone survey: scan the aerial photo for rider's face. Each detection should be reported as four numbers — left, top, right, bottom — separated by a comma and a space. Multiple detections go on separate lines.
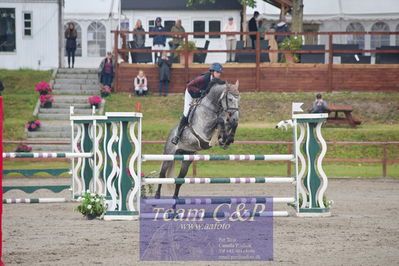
213, 71, 222, 79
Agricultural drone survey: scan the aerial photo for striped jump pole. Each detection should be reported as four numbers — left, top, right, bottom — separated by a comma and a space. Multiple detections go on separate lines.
3, 198, 67, 204
142, 154, 295, 161
143, 197, 295, 205
2, 152, 93, 159
143, 177, 295, 184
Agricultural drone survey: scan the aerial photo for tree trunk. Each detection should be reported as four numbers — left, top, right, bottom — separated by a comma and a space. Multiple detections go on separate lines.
291, 0, 304, 33
242, 4, 247, 43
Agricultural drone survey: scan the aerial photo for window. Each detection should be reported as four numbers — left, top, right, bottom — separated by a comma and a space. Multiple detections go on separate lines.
23, 12, 32, 37
396, 24, 399, 46
64, 22, 82, 56
148, 20, 155, 38
164, 20, 175, 32
209, 20, 220, 39
371, 22, 390, 49
346, 22, 365, 49
0, 8, 16, 52
87, 22, 106, 57
193, 21, 205, 39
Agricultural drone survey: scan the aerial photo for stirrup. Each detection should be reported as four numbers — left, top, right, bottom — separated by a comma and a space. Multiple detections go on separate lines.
171, 136, 179, 145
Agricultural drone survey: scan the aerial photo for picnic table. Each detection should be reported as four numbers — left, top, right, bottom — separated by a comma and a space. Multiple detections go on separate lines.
326, 104, 362, 128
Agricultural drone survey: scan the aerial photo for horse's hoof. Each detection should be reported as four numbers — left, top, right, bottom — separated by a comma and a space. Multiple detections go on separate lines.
173, 195, 179, 199
155, 193, 160, 199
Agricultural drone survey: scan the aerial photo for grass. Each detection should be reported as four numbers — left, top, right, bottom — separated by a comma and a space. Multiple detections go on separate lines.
1, 69, 398, 178
0, 69, 52, 140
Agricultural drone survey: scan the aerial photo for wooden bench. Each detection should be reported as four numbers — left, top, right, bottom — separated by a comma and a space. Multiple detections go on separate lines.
326, 104, 362, 128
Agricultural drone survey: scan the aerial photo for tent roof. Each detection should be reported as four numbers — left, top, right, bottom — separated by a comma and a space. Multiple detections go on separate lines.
250, 0, 399, 21
121, 0, 242, 10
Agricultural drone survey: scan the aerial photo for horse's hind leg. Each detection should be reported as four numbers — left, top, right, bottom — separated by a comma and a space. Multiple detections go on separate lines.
173, 161, 193, 198
155, 160, 174, 199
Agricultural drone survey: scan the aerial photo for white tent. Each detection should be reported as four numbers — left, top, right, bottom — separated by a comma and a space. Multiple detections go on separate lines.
64, 0, 124, 68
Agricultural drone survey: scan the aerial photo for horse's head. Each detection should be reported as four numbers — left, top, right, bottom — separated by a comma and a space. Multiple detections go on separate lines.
221, 80, 240, 126
218, 80, 240, 148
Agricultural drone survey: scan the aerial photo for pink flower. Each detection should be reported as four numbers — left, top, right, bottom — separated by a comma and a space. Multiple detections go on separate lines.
34, 120, 41, 125
25, 123, 30, 129
35, 81, 52, 93
88, 95, 102, 105
31, 124, 36, 129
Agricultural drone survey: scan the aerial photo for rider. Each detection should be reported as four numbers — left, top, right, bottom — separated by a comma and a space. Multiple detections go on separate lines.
171, 63, 225, 145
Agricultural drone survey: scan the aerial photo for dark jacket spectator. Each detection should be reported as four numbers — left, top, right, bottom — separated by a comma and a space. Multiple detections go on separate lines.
150, 19, 166, 46
133, 19, 145, 48
157, 51, 172, 96
275, 21, 290, 44
65, 23, 77, 68
98, 52, 114, 86
248, 11, 259, 48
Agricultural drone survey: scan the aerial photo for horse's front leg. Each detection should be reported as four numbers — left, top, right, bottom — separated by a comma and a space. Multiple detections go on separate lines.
216, 116, 228, 145
155, 161, 173, 198
226, 121, 238, 145
173, 161, 193, 199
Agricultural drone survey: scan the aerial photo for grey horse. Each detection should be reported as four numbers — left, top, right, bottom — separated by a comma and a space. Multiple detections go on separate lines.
155, 81, 240, 198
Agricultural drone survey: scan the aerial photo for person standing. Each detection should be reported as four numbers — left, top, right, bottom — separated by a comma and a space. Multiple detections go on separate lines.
133, 19, 146, 48
248, 11, 259, 49
150, 17, 166, 63
98, 52, 114, 87
170, 19, 185, 50
65, 23, 77, 68
264, 27, 278, 63
157, 51, 172, 97
223, 17, 237, 62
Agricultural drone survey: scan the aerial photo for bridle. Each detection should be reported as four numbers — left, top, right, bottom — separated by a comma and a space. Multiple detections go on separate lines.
219, 90, 239, 117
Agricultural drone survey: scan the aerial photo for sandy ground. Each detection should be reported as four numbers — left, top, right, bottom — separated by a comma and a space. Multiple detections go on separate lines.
2, 177, 399, 266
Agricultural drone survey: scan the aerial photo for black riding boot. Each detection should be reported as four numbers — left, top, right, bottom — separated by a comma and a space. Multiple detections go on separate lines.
171, 116, 188, 145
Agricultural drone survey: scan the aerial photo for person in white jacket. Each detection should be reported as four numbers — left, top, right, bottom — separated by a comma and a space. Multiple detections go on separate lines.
223, 17, 237, 62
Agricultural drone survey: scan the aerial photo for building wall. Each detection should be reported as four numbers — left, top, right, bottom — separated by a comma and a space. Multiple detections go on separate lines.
123, 10, 241, 64
116, 63, 399, 93
63, 15, 119, 68
0, 1, 59, 70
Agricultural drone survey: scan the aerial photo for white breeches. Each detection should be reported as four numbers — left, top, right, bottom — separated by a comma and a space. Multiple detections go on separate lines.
183, 89, 193, 117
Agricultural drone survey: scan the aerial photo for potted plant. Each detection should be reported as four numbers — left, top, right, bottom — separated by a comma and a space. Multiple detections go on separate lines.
35, 81, 53, 95
25, 120, 41, 132
75, 191, 106, 220
175, 41, 197, 64
278, 36, 302, 63
88, 95, 102, 108
14, 143, 32, 152
40, 94, 54, 108
99, 85, 111, 98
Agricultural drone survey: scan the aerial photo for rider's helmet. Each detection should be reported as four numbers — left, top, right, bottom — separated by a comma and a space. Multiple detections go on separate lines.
209, 63, 223, 73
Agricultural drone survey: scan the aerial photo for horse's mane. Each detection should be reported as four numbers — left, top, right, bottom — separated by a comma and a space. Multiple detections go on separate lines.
210, 82, 240, 97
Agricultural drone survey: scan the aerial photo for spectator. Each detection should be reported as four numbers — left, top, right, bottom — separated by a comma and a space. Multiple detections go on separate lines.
157, 51, 172, 97
264, 27, 278, 63
150, 17, 166, 63
275, 17, 290, 44
65, 23, 77, 68
258, 20, 266, 40
133, 70, 148, 96
310, 93, 328, 113
248, 11, 259, 48
0, 80, 4, 96
133, 19, 145, 48
171, 63, 225, 145
223, 17, 237, 63
98, 52, 114, 87
170, 19, 185, 50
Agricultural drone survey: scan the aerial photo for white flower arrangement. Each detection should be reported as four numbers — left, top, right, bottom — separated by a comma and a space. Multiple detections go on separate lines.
75, 191, 106, 217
